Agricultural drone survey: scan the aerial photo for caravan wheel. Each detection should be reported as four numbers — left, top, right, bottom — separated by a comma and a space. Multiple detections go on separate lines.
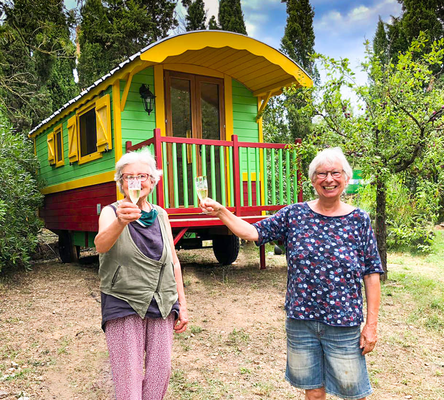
212, 234, 240, 265
58, 231, 80, 263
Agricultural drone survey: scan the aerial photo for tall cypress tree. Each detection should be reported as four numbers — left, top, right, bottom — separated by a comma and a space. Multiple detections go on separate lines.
399, 0, 443, 45
0, 0, 77, 132
265, 0, 317, 143
280, 0, 318, 81
373, 0, 444, 66
182, 0, 207, 31
218, 0, 247, 34
373, 17, 390, 66
78, 0, 178, 88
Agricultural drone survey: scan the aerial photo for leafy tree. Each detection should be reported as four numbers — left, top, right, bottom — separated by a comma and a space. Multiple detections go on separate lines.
374, 0, 444, 65
182, 0, 206, 31
290, 34, 444, 275
0, 0, 77, 132
208, 15, 219, 30
384, 16, 409, 64
399, 0, 443, 45
78, 0, 178, 88
218, 0, 247, 34
0, 107, 43, 273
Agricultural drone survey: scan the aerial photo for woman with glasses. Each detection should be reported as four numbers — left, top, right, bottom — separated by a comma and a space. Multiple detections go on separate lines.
201, 147, 383, 400
95, 149, 188, 400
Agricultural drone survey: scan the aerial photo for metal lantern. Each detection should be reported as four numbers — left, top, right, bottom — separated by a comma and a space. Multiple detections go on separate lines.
139, 84, 156, 115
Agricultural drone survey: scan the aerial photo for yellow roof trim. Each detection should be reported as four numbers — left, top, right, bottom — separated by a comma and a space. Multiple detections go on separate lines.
140, 31, 312, 91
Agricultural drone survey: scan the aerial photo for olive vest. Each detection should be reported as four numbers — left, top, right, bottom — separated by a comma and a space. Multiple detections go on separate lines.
98, 203, 178, 319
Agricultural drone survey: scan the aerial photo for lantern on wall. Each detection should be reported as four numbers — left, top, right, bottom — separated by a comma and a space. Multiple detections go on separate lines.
139, 84, 156, 115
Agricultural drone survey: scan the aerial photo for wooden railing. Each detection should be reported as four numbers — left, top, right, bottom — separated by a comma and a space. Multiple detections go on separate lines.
126, 128, 302, 222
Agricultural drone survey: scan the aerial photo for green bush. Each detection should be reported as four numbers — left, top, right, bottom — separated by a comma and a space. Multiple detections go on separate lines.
352, 174, 438, 253
0, 113, 43, 273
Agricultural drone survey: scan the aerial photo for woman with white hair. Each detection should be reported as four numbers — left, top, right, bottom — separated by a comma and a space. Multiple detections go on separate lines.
95, 149, 188, 400
201, 147, 383, 400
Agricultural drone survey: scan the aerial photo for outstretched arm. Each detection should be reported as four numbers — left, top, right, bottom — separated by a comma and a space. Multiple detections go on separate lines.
201, 198, 259, 241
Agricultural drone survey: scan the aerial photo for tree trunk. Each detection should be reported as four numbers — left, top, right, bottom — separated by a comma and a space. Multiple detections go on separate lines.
375, 177, 388, 280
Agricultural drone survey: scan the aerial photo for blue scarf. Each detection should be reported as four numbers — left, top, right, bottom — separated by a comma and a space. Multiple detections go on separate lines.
136, 208, 158, 227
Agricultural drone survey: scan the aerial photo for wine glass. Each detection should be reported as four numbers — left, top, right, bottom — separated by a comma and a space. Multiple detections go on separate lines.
128, 178, 141, 204
195, 176, 208, 203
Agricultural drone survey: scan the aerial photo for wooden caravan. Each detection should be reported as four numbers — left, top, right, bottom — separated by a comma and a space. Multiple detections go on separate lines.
29, 31, 312, 266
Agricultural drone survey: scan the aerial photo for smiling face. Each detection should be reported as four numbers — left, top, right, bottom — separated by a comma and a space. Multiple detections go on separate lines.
312, 160, 349, 201
121, 161, 154, 201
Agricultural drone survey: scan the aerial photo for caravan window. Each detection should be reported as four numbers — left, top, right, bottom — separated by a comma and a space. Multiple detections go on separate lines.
79, 107, 97, 157
67, 94, 112, 165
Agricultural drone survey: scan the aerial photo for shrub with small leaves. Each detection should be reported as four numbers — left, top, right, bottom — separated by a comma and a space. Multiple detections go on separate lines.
0, 111, 43, 273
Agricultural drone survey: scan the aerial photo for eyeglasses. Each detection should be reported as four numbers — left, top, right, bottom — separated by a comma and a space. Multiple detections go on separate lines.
121, 173, 153, 182
316, 171, 343, 179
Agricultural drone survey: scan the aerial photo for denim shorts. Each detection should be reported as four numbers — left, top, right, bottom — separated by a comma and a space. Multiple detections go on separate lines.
285, 318, 372, 400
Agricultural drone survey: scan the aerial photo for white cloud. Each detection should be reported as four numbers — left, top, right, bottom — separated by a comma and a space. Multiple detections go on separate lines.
315, 0, 401, 37
245, 22, 257, 37
349, 5, 371, 24
245, 11, 270, 36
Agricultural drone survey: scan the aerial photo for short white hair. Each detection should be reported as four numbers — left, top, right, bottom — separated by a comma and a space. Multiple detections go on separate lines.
114, 148, 162, 194
308, 147, 353, 181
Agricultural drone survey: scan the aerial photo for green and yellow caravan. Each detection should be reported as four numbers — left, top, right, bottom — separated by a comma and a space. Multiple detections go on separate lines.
29, 31, 312, 267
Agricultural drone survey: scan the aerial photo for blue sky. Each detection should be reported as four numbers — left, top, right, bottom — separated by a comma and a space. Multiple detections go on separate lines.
187, 0, 403, 83
65, 0, 403, 83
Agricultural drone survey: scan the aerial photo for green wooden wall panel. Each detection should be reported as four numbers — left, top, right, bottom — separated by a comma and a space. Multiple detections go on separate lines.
232, 113, 257, 124
120, 67, 156, 153
234, 104, 258, 114
231, 79, 259, 175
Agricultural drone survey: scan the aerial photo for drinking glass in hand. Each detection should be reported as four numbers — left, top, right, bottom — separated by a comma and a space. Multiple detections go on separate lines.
128, 178, 141, 204
195, 176, 208, 203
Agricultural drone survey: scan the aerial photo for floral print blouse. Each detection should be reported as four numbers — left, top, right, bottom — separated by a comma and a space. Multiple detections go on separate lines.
253, 202, 383, 327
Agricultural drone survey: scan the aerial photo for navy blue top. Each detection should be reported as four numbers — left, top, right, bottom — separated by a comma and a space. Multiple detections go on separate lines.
100, 204, 179, 330
253, 202, 383, 327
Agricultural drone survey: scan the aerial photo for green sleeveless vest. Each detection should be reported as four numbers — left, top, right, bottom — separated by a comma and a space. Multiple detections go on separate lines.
98, 203, 178, 319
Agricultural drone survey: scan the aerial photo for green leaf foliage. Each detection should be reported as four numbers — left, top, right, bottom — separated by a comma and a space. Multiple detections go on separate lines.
182, 0, 206, 31
0, 0, 78, 133
218, 0, 247, 35
280, 0, 318, 82
208, 15, 220, 30
78, 0, 178, 89
0, 109, 43, 273
356, 174, 438, 253
264, 0, 318, 147
373, 0, 443, 67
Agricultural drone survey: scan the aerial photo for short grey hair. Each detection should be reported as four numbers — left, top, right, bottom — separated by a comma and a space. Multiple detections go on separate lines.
308, 147, 353, 182
114, 148, 163, 194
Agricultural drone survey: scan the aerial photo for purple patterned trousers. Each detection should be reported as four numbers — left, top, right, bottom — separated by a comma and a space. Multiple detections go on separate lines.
105, 314, 175, 400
